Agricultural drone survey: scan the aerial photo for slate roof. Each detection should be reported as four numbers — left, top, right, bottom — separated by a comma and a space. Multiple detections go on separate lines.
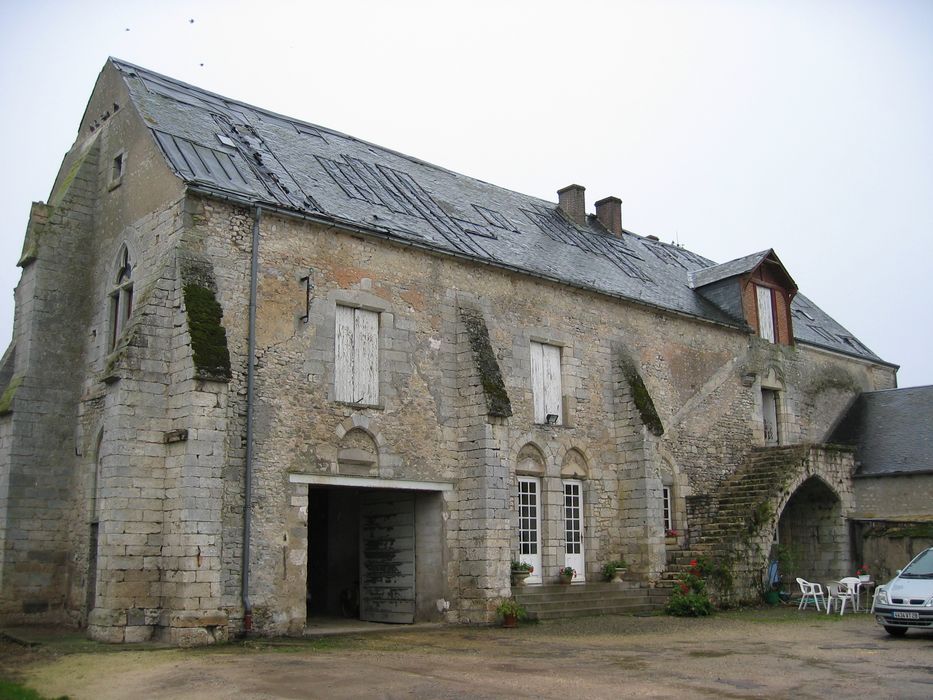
829, 386, 933, 476
689, 250, 772, 289
110, 58, 888, 365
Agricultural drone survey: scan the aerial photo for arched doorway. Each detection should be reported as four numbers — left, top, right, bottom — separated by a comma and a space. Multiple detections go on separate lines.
776, 477, 845, 582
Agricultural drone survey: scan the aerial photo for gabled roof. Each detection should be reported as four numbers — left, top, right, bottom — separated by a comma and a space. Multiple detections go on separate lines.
109, 58, 887, 365
829, 386, 933, 476
689, 249, 797, 293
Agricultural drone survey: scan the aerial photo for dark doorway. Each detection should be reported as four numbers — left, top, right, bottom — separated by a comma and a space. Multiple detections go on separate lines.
307, 487, 362, 618
777, 476, 844, 581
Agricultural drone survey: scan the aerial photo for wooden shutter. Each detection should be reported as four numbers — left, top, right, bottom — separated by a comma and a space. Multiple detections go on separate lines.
335, 305, 355, 402
335, 306, 379, 404
543, 343, 562, 424
530, 341, 545, 423
354, 308, 379, 404
756, 285, 775, 342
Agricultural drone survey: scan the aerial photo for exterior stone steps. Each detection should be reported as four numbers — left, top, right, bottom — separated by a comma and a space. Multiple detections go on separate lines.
512, 582, 667, 621
664, 445, 812, 593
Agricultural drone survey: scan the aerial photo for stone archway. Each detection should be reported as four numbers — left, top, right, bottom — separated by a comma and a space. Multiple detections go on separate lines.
776, 476, 845, 583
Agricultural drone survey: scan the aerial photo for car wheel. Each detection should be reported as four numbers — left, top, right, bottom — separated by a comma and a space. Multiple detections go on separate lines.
884, 626, 908, 637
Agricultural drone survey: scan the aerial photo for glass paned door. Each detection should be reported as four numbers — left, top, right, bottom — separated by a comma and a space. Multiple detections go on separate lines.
517, 477, 542, 583
563, 480, 584, 581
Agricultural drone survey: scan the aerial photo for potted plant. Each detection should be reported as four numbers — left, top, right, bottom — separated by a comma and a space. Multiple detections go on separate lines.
496, 598, 528, 628
602, 559, 628, 582
511, 560, 534, 586
857, 564, 870, 582
557, 565, 576, 584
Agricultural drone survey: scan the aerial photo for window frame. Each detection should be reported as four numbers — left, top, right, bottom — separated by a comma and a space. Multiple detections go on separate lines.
334, 304, 380, 406
530, 340, 562, 424
109, 245, 134, 350
755, 284, 776, 343
662, 486, 673, 533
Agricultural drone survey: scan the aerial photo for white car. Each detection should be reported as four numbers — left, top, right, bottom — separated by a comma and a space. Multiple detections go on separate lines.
872, 547, 933, 637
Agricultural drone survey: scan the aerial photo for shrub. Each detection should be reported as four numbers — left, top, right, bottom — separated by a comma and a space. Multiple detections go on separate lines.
666, 558, 714, 617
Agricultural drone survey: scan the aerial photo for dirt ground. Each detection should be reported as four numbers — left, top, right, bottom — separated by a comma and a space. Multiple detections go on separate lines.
2, 608, 931, 699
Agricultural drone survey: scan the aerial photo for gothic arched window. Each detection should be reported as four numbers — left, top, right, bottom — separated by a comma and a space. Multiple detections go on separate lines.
109, 245, 134, 349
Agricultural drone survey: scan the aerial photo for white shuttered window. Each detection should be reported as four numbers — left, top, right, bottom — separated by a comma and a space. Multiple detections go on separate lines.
335, 306, 379, 404
530, 341, 562, 424
756, 285, 775, 343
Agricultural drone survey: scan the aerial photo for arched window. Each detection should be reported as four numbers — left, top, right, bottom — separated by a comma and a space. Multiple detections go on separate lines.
109, 245, 134, 349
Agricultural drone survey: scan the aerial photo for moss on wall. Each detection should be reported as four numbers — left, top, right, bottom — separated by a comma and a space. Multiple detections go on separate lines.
183, 284, 232, 381
0, 374, 23, 415
460, 307, 512, 418
618, 354, 664, 436
865, 523, 933, 539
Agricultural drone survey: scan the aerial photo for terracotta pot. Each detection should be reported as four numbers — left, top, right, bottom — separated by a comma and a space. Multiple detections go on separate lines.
502, 613, 518, 628
559, 574, 573, 585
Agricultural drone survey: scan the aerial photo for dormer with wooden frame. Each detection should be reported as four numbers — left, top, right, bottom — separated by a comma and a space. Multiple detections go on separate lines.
690, 249, 798, 346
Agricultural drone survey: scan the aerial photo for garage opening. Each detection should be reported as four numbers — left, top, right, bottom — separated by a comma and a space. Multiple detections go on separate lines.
776, 476, 844, 581
305, 482, 445, 625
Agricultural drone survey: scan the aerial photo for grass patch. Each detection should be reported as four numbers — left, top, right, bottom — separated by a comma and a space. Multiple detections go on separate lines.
0, 679, 68, 700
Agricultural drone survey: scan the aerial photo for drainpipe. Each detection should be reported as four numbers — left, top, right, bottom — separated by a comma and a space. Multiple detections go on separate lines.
242, 205, 262, 633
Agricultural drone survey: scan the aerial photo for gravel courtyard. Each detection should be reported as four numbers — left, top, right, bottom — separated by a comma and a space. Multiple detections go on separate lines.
2, 608, 931, 699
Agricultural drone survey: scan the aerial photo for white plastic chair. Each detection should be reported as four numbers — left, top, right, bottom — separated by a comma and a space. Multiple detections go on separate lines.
839, 577, 861, 612
796, 578, 826, 611
825, 581, 856, 615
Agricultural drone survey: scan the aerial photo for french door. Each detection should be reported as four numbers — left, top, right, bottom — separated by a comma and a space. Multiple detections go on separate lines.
517, 477, 542, 583
563, 480, 585, 581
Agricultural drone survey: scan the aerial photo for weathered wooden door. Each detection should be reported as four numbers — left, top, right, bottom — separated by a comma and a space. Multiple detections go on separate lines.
359, 492, 416, 623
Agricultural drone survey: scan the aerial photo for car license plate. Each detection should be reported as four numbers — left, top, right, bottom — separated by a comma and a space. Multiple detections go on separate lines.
892, 611, 919, 619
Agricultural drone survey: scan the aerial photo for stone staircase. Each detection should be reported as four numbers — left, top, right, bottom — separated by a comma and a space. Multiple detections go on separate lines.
664, 445, 809, 589
512, 581, 668, 621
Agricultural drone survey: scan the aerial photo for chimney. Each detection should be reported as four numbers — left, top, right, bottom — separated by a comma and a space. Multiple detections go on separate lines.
557, 184, 586, 226
595, 196, 623, 236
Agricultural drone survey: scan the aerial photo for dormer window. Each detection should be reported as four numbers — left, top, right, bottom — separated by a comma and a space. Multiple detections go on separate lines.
755, 285, 776, 342
690, 249, 798, 347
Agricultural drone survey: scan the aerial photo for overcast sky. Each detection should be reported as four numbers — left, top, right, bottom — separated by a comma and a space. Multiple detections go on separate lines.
1, 0, 930, 387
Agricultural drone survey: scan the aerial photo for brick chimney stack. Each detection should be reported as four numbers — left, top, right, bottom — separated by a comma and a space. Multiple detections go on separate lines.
595, 196, 623, 237
557, 184, 586, 226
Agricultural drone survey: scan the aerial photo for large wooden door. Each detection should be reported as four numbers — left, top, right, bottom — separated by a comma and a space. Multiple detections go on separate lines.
359, 492, 416, 623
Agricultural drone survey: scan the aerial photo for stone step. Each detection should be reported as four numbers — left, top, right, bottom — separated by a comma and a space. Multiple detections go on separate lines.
513, 583, 667, 620
531, 603, 658, 620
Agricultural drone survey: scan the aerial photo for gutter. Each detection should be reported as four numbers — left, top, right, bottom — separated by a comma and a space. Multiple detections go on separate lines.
183, 183, 749, 334
242, 204, 262, 633
184, 183, 897, 368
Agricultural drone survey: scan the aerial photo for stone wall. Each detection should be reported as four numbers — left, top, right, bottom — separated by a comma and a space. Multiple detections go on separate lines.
853, 474, 933, 520
186, 199, 895, 629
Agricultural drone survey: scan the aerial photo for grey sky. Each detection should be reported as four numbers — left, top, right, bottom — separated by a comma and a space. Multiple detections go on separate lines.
1, 0, 930, 386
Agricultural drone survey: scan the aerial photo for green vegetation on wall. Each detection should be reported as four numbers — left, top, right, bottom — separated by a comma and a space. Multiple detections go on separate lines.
460, 307, 512, 417
618, 354, 663, 436
0, 374, 23, 415
183, 284, 232, 380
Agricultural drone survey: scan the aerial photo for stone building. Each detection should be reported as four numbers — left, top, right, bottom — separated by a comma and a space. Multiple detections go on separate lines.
0, 59, 901, 644
830, 386, 933, 579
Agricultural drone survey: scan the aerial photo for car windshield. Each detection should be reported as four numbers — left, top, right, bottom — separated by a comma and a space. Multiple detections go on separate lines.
900, 549, 933, 578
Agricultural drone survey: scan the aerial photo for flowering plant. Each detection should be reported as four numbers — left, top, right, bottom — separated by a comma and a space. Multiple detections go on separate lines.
557, 566, 576, 578
856, 564, 869, 576
665, 529, 679, 537
511, 560, 534, 573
